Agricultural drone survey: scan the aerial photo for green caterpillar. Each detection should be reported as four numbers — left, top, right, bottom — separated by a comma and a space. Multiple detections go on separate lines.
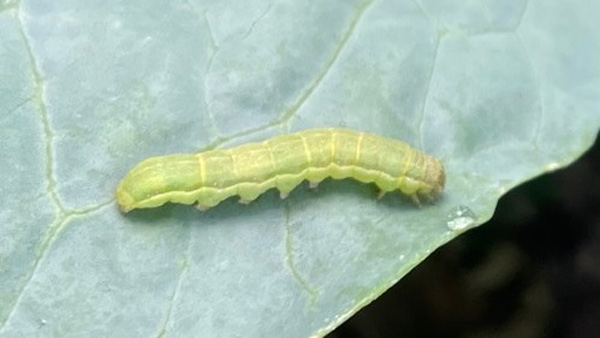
116, 128, 445, 212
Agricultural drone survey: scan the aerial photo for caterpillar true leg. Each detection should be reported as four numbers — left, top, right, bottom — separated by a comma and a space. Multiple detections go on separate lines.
409, 194, 422, 207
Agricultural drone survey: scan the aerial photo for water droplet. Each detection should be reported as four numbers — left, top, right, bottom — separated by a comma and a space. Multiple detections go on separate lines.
446, 205, 477, 231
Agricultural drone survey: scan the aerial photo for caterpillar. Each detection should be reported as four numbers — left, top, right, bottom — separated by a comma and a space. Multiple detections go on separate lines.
116, 128, 445, 212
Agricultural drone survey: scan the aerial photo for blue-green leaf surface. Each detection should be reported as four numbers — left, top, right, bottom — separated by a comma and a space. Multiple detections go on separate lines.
1, 0, 599, 337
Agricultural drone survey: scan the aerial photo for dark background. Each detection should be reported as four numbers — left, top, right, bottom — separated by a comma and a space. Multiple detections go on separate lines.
331, 134, 600, 338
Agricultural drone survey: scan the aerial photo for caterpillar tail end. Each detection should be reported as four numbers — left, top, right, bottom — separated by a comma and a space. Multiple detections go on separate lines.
116, 184, 135, 213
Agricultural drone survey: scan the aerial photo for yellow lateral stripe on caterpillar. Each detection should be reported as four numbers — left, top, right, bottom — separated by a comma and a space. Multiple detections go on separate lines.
116, 128, 445, 212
